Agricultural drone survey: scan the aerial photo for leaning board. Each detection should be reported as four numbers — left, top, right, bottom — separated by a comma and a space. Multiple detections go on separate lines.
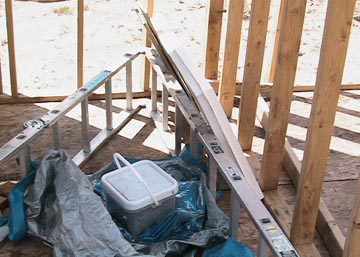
136, 7, 263, 199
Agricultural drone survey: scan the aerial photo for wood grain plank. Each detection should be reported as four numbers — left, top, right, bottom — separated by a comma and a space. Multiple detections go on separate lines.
0, 91, 156, 104
143, 0, 154, 91
268, 0, 285, 82
138, 10, 264, 198
204, 0, 224, 80
238, 0, 271, 150
77, 0, 84, 88
257, 96, 346, 257
260, 0, 307, 191
263, 189, 321, 257
218, 0, 245, 117
343, 177, 360, 257
0, 58, 3, 94
211, 80, 360, 95
173, 47, 263, 199
291, 0, 356, 244
5, 0, 18, 97
240, 152, 322, 256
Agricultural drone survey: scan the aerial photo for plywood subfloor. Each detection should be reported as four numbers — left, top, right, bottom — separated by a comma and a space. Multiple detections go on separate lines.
0, 92, 359, 256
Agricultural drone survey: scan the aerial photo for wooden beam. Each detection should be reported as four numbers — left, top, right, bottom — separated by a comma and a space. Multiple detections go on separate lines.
238, 0, 271, 150
77, 0, 84, 89
143, 0, 154, 92
5, 0, 18, 97
264, 190, 321, 257
3, 80, 360, 104
211, 80, 360, 95
0, 58, 3, 94
256, 96, 345, 257
218, 0, 245, 117
343, 177, 360, 257
268, 0, 285, 82
278, 83, 360, 94
173, 47, 264, 199
247, 155, 321, 257
260, 0, 307, 191
0, 91, 155, 104
204, 0, 224, 80
291, 0, 356, 244
137, 9, 264, 198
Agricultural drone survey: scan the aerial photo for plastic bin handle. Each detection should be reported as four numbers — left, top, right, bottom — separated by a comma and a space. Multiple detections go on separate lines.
113, 153, 159, 206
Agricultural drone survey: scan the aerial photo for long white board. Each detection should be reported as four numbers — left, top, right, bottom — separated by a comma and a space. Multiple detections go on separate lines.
136, 7, 263, 199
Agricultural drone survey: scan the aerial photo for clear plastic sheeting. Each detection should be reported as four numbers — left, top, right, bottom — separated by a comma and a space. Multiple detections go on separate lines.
24, 150, 149, 257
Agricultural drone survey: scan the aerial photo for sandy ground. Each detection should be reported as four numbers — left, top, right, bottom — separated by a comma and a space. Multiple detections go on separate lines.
0, 0, 359, 97
0, 0, 360, 256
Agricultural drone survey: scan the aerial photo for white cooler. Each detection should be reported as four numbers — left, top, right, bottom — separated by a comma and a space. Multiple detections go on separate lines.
102, 153, 178, 237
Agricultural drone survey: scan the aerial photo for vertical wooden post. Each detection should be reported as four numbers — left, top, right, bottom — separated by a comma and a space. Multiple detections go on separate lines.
291, 0, 356, 244
229, 190, 241, 238
105, 79, 113, 129
143, 0, 154, 92
268, 0, 285, 82
77, 0, 84, 89
204, 0, 224, 80
5, 0, 18, 97
343, 177, 360, 257
175, 106, 183, 155
238, 0, 271, 150
151, 68, 157, 112
0, 58, 3, 94
218, 0, 245, 117
259, 0, 307, 191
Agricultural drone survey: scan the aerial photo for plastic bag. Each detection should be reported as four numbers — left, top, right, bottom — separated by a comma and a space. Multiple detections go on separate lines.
24, 150, 146, 257
22, 148, 253, 257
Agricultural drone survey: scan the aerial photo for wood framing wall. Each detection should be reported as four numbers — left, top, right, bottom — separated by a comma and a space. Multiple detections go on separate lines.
291, 0, 356, 244
0, 0, 156, 104
1, 1, 360, 256
204, 0, 359, 256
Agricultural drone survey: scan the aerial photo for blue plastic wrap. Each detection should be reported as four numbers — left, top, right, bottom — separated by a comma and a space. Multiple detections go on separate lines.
133, 181, 205, 243
25, 150, 145, 257
4, 147, 254, 257
0, 215, 8, 227
92, 147, 234, 256
8, 158, 39, 244
203, 237, 255, 257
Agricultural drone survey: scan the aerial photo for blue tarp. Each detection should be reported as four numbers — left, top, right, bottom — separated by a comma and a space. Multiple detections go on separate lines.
8, 158, 40, 244
2, 147, 254, 257
120, 181, 206, 244
203, 237, 255, 257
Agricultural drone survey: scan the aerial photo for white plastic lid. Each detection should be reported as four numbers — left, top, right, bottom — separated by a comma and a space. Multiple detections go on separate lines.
101, 160, 178, 211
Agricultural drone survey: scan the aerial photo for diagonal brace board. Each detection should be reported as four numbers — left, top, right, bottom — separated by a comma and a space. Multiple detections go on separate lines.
136, 6, 263, 199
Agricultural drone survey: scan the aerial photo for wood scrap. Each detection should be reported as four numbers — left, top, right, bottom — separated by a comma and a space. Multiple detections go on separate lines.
0, 182, 16, 198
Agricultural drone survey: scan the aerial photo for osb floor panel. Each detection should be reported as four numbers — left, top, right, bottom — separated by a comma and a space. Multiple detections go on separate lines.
0, 91, 359, 256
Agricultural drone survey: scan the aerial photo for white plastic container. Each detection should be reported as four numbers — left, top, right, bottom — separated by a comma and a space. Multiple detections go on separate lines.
102, 153, 178, 237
